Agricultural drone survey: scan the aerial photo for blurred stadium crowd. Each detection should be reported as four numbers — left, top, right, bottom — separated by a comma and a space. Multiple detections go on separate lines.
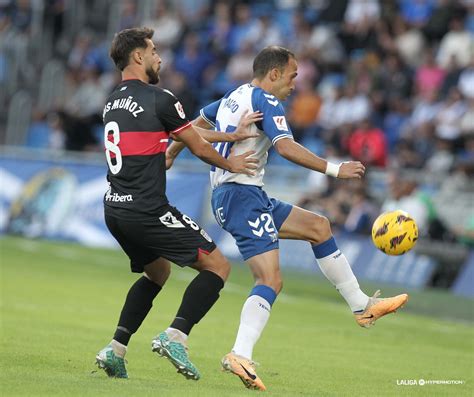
1, 0, 473, 249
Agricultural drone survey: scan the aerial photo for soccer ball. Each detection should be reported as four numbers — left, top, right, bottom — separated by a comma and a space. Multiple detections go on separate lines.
371, 210, 418, 255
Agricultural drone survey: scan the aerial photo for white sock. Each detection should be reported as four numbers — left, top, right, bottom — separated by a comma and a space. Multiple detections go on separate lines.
166, 327, 188, 344
111, 339, 127, 358
232, 295, 272, 360
316, 250, 369, 312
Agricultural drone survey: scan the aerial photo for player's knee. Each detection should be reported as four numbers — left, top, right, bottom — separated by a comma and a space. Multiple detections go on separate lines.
213, 259, 231, 281
204, 264, 230, 282
307, 214, 332, 244
144, 263, 170, 287
196, 249, 231, 281
256, 274, 282, 294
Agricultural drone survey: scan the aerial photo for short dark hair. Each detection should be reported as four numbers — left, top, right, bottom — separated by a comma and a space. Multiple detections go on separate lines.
253, 46, 295, 79
110, 27, 154, 71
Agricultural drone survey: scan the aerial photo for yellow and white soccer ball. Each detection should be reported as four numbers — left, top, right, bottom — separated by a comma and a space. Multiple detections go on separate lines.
371, 210, 418, 255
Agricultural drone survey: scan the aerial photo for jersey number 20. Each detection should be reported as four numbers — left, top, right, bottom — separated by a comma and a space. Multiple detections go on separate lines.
104, 121, 122, 174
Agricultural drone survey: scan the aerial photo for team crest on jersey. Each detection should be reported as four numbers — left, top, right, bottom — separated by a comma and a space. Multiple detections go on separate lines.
174, 102, 186, 119
273, 116, 288, 131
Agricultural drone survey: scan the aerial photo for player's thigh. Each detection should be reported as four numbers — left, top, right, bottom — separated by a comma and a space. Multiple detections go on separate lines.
143, 257, 171, 287
105, 214, 160, 273
278, 205, 332, 244
212, 185, 280, 261
190, 248, 231, 281
155, 205, 227, 275
246, 249, 282, 292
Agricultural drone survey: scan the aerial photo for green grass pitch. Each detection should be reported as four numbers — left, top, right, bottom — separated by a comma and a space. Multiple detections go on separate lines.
1, 236, 472, 396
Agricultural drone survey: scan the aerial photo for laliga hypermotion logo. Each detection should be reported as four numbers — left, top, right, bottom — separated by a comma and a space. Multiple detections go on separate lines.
374, 222, 389, 237
390, 233, 407, 249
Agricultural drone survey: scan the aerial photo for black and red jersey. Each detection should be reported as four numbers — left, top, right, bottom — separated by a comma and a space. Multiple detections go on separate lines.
102, 79, 190, 220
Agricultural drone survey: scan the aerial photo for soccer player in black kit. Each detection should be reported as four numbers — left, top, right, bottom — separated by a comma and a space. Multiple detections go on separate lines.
95, 27, 260, 380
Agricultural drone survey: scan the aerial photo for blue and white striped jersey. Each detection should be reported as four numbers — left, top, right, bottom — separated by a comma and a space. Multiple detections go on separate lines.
200, 83, 293, 188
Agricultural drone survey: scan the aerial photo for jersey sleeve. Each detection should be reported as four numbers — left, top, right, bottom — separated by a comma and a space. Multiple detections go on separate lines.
252, 89, 293, 145
200, 99, 221, 127
155, 89, 191, 134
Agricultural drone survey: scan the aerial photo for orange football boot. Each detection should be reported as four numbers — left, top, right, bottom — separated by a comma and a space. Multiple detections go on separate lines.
221, 352, 266, 391
355, 290, 408, 328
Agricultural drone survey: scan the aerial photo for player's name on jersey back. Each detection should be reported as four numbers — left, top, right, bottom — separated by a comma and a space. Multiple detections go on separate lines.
103, 95, 145, 119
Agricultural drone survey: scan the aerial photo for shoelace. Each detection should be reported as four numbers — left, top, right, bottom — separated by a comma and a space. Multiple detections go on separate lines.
248, 359, 260, 370
369, 289, 382, 303
169, 341, 195, 366
165, 333, 192, 358
373, 289, 381, 298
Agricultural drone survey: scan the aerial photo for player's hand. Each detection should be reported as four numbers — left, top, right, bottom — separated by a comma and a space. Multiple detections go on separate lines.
338, 161, 366, 179
231, 110, 262, 142
228, 150, 259, 176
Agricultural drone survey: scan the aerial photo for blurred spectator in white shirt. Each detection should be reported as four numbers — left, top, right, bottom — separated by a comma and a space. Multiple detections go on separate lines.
393, 16, 425, 67
333, 84, 371, 126
344, 0, 380, 27
409, 90, 441, 128
244, 14, 283, 51
308, 25, 345, 64
435, 87, 467, 140
458, 61, 474, 98
143, 1, 183, 48
460, 97, 474, 135
437, 17, 474, 68
65, 67, 107, 118
226, 41, 255, 85
424, 137, 455, 173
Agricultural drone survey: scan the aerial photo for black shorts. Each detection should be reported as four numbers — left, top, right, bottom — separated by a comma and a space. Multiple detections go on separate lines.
105, 205, 217, 273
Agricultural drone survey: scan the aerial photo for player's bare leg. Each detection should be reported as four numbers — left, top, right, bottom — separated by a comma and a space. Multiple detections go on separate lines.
279, 206, 408, 326
222, 249, 280, 391
152, 248, 230, 380
96, 258, 170, 378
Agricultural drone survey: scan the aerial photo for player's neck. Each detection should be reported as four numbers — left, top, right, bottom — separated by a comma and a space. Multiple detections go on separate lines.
251, 78, 273, 96
122, 67, 149, 83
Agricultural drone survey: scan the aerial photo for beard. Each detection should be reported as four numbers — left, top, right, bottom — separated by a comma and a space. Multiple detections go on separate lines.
146, 65, 160, 85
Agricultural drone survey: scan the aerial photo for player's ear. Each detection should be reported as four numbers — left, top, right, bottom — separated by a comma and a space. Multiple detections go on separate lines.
269, 68, 280, 81
132, 49, 143, 65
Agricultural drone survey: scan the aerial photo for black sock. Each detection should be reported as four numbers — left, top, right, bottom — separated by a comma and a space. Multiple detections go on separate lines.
170, 270, 224, 335
113, 276, 162, 345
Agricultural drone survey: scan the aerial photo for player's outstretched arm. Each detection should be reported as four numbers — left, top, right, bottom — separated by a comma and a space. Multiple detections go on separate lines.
274, 138, 365, 179
174, 124, 258, 175
166, 111, 261, 169
193, 110, 262, 143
